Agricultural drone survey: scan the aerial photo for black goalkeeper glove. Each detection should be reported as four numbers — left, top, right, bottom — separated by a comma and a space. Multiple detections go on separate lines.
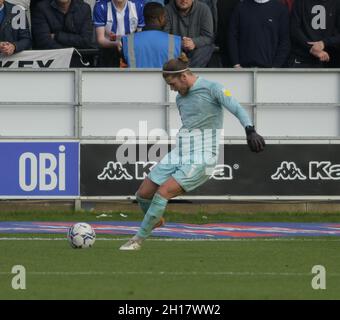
245, 126, 265, 153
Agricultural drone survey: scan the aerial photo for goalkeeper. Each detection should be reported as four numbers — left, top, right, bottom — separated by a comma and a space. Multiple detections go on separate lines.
120, 53, 265, 250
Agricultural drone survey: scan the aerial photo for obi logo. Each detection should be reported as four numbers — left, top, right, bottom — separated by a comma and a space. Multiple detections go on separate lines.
19, 145, 66, 191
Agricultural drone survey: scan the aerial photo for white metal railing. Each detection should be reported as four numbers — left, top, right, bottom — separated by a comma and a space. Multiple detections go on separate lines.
0, 68, 339, 141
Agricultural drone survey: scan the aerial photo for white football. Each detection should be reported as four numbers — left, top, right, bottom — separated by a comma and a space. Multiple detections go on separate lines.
67, 223, 96, 249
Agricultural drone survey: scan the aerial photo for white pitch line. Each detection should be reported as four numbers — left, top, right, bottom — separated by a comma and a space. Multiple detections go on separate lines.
1, 237, 340, 242
1, 271, 339, 277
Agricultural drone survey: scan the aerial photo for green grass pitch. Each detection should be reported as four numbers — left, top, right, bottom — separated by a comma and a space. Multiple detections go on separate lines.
0, 237, 339, 299
0, 211, 340, 299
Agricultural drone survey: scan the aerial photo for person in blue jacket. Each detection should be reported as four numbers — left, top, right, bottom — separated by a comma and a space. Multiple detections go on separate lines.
122, 1, 181, 68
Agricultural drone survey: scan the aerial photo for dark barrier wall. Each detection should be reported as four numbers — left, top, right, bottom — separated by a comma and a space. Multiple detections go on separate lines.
81, 144, 340, 197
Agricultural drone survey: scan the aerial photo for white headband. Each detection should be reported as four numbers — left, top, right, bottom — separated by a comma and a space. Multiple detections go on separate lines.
162, 68, 189, 74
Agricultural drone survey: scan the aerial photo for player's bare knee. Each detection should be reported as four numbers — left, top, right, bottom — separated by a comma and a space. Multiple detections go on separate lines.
136, 183, 157, 199
137, 178, 159, 199
136, 189, 152, 200
157, 186, 173, 200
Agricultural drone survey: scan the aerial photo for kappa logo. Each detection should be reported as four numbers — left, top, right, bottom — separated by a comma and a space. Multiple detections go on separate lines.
97, 161, 157, 181
272, 161, 340, 181
309, 161, 340, 180
98, 162, 133, 180
271, 161, 307, 180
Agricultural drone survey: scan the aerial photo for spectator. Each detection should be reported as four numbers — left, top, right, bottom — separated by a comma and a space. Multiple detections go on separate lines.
216, 0, 239, 67
229, 0, 290, 68
289, 0, 340, 68
30, 0, 93, 66
164, 0, 217, 33
164, 0, 215, 67
93, 0, 144, 67
0, 0, 31, 56
122, 1, 181, 67
31, 0, 93, 49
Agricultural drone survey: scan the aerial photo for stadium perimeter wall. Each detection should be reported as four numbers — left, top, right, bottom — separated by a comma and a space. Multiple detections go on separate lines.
0, 68, 340, 212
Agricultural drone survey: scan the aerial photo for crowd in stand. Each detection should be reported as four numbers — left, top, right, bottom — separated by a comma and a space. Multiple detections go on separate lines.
0, 0, 340, 68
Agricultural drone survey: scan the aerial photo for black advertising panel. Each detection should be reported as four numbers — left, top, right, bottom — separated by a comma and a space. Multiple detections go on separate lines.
81, 144, 171, 196
81, 144, 340, 196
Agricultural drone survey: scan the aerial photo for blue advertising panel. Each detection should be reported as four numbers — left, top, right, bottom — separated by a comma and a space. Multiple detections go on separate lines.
0, 142, 79, 197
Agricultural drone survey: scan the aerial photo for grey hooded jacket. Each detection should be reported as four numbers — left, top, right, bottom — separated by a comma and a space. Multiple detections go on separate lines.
164, 0, 214, 48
